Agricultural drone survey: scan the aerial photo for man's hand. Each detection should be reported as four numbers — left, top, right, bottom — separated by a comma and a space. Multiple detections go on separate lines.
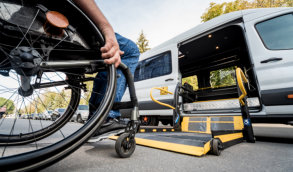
73, 0, 122, 67
101, 36, 123, 68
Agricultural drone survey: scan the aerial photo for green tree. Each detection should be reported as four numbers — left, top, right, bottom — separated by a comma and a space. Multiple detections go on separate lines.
201, 0, 292, 22
136, 30, 151, 53
79, 74, 95, 106
182, 75, 199, 90
22, 89, 72, 114
210, 67, 236, 88
0, 97, 15, 114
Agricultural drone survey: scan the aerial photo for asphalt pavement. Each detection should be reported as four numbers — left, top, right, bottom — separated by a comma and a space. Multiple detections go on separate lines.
42, 123, 293, 172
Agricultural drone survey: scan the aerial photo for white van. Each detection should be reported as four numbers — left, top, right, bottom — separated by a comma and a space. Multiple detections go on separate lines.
121, 8, 293, 126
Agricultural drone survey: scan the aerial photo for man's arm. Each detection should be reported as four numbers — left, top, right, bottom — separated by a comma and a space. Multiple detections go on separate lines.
73, 0, 122, 67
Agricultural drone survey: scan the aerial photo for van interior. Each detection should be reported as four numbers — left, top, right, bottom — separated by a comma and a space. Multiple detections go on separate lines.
178, 25, 261, 113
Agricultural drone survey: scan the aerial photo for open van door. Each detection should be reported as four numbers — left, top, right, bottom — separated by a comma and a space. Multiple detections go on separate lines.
244, 11, 293, 115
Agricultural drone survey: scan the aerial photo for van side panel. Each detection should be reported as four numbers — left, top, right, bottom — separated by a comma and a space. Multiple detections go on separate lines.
244, 10, 293, 114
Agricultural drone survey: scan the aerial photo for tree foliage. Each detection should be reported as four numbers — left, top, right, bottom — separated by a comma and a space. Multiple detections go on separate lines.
20, 89, 71, 114
182, 76, 199, 90
201, 0, 293, 22
136, 30, 151, 53
210, 67, 236, 88
79, 74, 95, 105
0, 97, 15, 114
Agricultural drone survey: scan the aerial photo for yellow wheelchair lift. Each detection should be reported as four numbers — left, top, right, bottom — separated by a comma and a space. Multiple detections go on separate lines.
121, 68, 255, 156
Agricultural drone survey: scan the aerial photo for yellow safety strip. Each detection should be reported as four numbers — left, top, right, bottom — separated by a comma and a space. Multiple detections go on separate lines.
215, 133, 243, 143
233, 116, 244, 130
137, 137, 210, 156
189, 121, 234, 123
181, 117, 189, 132
207, 117, 211, 134
181, 116, 245, 134
139, 128, 176, 133
110, 136, 212, 156
196, 85, 232, 91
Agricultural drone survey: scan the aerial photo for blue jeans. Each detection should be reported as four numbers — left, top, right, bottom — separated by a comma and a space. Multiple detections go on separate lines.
89, 33, 140, 119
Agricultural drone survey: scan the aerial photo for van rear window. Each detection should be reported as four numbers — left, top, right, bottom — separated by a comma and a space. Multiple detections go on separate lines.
256, 13, 293, 50
134, 51, 172, 82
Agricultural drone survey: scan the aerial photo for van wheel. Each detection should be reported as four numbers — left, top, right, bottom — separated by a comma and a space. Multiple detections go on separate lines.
76, 115, 83, 123
150, 117, 159, 126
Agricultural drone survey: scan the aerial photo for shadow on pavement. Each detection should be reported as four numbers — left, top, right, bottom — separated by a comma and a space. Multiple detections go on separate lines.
255, 136, 293, 144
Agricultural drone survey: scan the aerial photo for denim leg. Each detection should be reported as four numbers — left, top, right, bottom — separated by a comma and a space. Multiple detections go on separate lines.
89, 33, 140, 119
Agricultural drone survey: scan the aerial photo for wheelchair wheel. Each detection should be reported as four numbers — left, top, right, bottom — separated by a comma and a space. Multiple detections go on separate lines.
0, 0, 117, 171
115, 133, 136, 158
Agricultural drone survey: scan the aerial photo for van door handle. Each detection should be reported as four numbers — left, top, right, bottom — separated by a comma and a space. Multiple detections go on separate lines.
165, 78, 174, 82
260, 57, 283, 64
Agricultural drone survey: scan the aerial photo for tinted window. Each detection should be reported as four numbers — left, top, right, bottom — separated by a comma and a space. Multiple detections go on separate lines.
134, 51, 172, 82
256, 14, 293, 50
78, 105, 89, 110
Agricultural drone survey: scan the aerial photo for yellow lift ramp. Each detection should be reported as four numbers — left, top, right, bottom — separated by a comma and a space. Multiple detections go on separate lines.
129, 68, 255, 156
135, 116, 245, 156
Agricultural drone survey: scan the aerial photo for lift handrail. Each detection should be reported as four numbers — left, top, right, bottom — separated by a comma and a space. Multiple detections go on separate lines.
236, 68, 248, 106
150, 87, 175, 110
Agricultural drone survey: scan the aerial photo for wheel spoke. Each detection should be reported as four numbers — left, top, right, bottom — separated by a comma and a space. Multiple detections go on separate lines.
2, 3, 34, 48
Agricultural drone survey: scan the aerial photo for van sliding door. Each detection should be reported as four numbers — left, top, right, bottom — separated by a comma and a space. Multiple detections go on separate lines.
244, 12, 293, 115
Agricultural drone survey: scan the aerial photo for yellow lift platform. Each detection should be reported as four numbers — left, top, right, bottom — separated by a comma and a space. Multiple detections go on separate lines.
112, 68, 255, 156
133, 115, 245, 156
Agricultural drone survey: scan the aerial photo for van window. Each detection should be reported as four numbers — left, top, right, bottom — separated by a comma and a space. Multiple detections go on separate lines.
134, 51, 172, 82
256, 13, 293, 50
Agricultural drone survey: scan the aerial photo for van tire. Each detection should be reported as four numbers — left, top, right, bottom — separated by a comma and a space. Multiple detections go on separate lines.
150, 117, 159, 126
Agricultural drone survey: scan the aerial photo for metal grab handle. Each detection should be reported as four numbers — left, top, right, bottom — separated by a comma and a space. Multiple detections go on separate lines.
260, 57, 282, 63
236, 68, 248, 106
150, 87, 175, 110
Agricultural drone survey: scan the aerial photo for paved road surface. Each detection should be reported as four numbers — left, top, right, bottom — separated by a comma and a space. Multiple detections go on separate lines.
43, 124, 293, 172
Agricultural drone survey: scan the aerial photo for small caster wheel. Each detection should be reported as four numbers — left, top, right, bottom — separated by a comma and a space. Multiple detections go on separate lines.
211, 139, 222, 156
115, 133, 136, 158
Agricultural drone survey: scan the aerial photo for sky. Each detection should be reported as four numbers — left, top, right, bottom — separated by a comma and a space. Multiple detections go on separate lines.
95, 0, 234, 48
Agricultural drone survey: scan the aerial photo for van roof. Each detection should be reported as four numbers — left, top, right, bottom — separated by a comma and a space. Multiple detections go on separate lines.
141, 7, 292, 59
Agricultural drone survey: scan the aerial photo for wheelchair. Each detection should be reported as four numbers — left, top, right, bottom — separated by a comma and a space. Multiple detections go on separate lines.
0, 0, 140, 171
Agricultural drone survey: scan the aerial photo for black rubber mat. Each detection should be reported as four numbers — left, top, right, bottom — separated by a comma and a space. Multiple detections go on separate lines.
136, 132, 212, 147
